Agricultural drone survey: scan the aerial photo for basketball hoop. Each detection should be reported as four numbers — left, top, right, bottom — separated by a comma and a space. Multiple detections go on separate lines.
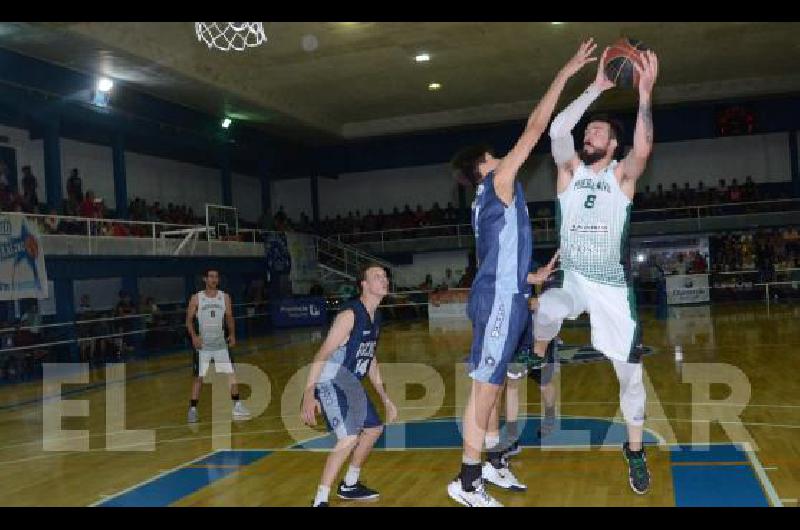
195, 22, 267, 52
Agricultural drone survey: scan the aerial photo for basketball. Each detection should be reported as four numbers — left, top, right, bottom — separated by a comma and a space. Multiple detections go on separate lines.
604, 37, 649, 90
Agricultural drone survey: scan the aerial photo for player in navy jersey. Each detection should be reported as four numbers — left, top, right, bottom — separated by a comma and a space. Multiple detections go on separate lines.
447, 39, 599, 507
301, 264, 397, 507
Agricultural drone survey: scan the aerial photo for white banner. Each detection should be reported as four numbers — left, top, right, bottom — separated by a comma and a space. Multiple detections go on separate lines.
666, 274, 710, 305
0, 214, 49, 300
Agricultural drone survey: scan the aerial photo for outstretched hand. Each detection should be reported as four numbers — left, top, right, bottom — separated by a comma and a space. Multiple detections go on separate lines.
634, 50, 659, 96
561, 38, 598, 78
528, 251, 560, 286
593, 47, 616, 92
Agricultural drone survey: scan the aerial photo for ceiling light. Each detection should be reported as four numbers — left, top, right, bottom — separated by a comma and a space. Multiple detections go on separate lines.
415, 52, 430, 62
428, 82, 441, 91
97, 77, 114, 92
221, 118, 232, 129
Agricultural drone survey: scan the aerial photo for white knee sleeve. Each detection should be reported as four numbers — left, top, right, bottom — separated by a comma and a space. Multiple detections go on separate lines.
533, 289, 574, 342
612, 360, 646, 427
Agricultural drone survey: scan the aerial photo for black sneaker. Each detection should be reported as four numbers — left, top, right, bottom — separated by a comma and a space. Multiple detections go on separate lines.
337, 481, 379, 500
622, 442, 651, 494
312, 501, 329, 507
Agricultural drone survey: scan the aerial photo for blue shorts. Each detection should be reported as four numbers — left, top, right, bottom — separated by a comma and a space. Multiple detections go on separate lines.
315, 378, 382, 440
467, 291, 530, 385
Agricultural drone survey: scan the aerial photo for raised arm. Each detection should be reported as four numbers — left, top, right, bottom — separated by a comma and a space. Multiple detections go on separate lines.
550, 46, 616, 193
618, 51, 659, 199
493, 39, 599, 204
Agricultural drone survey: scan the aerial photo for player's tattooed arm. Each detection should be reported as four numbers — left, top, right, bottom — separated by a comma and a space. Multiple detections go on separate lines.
620, 51, 658, 186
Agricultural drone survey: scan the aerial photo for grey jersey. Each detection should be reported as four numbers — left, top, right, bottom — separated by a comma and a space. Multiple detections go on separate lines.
197, 290, 227, 351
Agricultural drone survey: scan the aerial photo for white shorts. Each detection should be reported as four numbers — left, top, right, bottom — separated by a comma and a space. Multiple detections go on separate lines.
193, 349, 235, 378
535, 270, 641, 363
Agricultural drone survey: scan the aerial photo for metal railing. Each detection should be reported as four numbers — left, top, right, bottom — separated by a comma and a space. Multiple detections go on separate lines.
1, 211, 265, 256
328, 198, 800, 249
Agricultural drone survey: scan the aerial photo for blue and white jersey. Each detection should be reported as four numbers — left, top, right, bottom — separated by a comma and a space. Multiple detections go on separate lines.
318, 300, 380, 383
470, 171, 533, 296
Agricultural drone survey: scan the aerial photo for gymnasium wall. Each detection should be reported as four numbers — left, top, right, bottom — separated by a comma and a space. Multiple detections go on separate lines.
271, 132, 795, 218
0, 123, 263, 222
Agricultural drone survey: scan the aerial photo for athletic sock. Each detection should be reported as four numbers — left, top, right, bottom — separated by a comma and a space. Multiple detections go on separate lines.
190, 399, 198, 408
314, 485, 330, 506
344, 465, 361, 487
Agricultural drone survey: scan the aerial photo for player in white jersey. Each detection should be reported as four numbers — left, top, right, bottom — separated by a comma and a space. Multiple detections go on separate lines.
186, 268, 250, 423
532, 48, 659, 494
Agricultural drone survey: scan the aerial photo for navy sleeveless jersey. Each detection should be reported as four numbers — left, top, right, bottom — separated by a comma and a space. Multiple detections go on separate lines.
318, 300, 380, 383
470, 171, 533, 295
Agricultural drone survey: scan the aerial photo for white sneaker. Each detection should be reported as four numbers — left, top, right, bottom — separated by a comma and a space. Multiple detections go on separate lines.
447, 478, 503, 507
482, 462, 527, 491
187, 406, 198, 424
232, 402, 251, 420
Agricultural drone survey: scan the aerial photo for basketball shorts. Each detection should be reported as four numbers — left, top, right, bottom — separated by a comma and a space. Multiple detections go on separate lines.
467, 291, 530, 385
315, 378, 382, 440
534, 269, 641, 363
507, 318, 558, 386
193, 348, 235, 378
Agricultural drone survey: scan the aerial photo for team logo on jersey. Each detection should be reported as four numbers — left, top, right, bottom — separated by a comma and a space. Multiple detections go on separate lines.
485, 356, 496, 367
574, 178, 611, 193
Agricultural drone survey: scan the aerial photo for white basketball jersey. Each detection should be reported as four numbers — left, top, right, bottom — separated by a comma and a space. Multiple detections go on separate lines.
197, 290, 227, 350
558, 160, 632, 287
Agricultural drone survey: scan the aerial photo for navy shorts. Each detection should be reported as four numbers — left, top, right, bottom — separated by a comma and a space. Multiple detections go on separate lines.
315, 377, 382, 440
467, 291, 530, 385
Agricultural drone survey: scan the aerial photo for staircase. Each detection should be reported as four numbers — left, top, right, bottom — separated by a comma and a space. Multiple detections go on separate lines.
316, 236, 394, 289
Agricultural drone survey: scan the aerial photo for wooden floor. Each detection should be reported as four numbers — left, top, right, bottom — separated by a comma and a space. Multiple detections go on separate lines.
0, 301, 799, 507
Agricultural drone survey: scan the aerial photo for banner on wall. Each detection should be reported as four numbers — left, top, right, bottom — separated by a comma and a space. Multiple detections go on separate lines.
271, 296, 326, 327
666, 274, 710, 305
0, 213, 48, 300
285, 232, 319, 295
265, 232, 292, 276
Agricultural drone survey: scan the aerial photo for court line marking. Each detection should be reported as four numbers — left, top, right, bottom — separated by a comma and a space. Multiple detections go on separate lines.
0, 337, 296, 412
88, 449, 219, 507
742, 441, 783, 508
6, 412, 800, 465
89, 417, 780, 508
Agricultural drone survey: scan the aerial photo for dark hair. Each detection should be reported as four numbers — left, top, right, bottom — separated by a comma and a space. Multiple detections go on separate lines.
203, 268, 220, 278
357, 263, 385, 293
587, 114, 624, 158
451, 144, 495, 187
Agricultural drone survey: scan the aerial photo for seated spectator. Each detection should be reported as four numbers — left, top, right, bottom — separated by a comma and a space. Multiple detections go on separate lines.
79, 190, 103, 219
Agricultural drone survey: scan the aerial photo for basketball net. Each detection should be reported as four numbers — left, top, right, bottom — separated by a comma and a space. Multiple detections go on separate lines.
195, 22, 266, 52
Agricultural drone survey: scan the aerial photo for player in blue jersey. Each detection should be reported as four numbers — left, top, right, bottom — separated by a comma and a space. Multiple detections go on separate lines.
301, 264, 397, 507
446, 39, 599, 507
